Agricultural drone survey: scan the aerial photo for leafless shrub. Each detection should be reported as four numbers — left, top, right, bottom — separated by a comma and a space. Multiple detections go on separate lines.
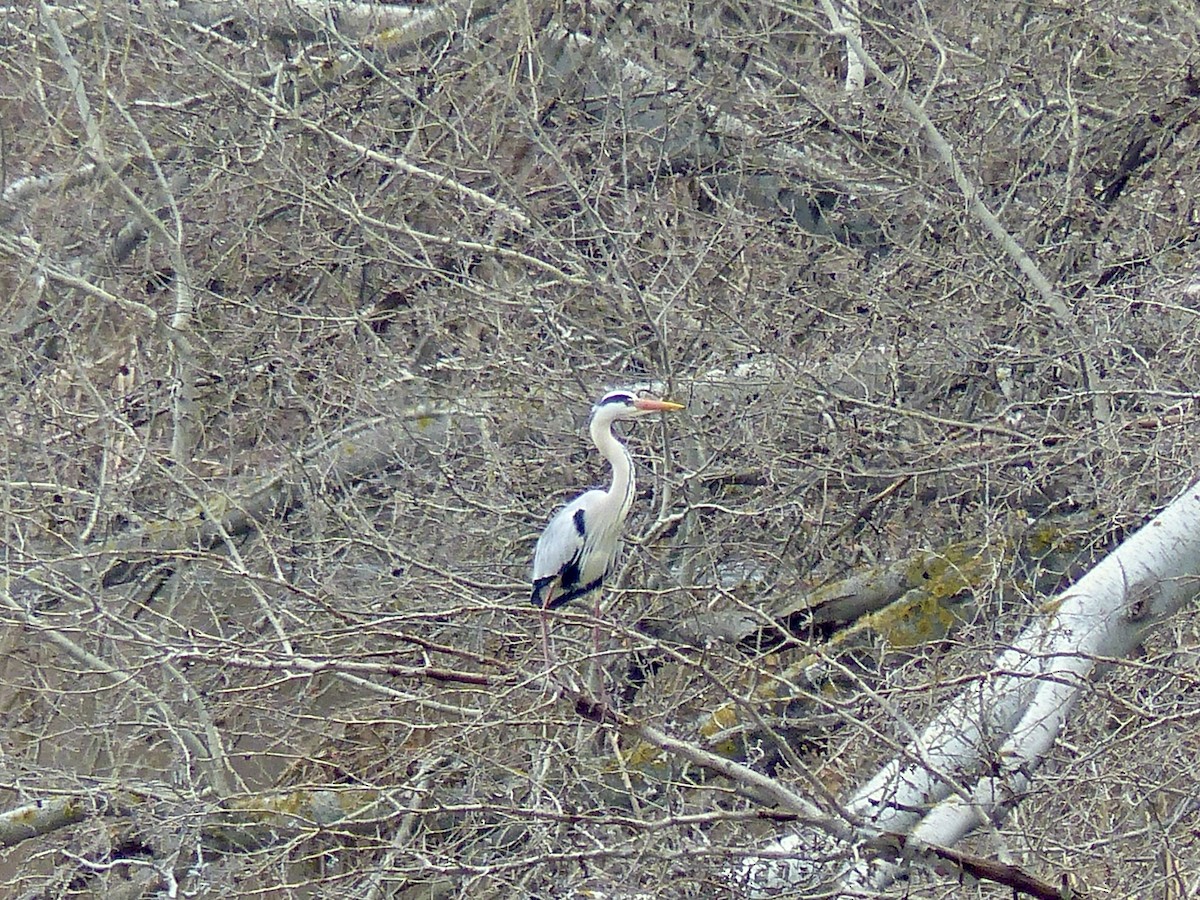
1, 0, 1198, 896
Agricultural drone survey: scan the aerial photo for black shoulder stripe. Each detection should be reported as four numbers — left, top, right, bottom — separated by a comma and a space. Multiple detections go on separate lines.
572, 508, 586, 536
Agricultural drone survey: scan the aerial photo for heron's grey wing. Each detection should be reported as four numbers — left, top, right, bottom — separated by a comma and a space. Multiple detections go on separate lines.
531, 502, 587, 607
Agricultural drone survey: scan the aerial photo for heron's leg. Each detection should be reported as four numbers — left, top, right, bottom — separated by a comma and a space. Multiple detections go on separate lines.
540, 604, 585, 695
540, 587, 583, 692
539, 586, 558, 675
591, 592, 603, 660
588, 590, 611, 707
540, 608, 555, 671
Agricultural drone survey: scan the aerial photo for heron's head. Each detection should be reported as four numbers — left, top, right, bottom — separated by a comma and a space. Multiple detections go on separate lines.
592, 388, 685, 423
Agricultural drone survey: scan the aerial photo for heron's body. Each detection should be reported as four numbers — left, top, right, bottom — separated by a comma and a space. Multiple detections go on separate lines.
530, 390, 683, 612
530, 488, 621, 609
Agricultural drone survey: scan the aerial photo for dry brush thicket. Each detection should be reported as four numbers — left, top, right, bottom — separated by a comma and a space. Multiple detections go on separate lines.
1, 1, 1199, 898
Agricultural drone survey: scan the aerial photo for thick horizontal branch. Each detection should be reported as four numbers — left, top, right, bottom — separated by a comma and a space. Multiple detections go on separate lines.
0, 786, 390, 853
6, 404, 454, 598
865, 833, 1078, 900
184, 647, 509, 688
0, 796, 91, 848
569, 685, 850, 838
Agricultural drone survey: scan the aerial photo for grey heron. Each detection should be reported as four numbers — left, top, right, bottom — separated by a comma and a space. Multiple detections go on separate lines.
530, 388, 684, 672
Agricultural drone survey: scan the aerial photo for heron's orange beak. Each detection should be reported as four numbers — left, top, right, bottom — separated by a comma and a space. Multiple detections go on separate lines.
634, 398, 685, 412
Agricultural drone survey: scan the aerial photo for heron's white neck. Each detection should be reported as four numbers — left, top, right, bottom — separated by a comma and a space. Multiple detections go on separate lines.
590, 414, 635, 523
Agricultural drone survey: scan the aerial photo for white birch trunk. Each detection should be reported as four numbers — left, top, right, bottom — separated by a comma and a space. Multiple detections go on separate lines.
744, 478, 1200, 894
